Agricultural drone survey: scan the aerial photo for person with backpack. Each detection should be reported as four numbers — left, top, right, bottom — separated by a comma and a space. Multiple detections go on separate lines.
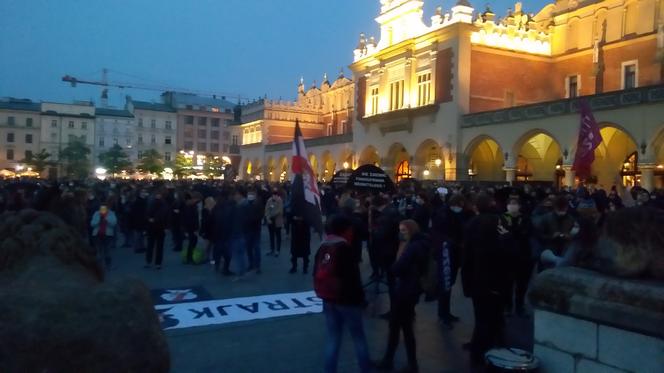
313, 215, 371, 373
375, 219, 429, 373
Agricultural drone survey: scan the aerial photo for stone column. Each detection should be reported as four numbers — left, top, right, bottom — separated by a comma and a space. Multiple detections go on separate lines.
504, 167, 517, 184
640, 164, 656, 192
563, 165, 576, 188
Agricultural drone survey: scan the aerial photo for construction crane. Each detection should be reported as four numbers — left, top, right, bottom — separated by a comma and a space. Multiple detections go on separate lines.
62, 68, 244, 104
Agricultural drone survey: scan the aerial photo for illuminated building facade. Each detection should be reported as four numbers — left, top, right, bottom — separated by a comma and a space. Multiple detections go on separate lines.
240, 0, 664, 190
237, 73, 355, 181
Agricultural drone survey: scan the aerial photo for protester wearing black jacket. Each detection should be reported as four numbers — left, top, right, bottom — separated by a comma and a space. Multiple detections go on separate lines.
145, 190, 170, 269
431, 194, 470, 326
183, 193, 201, 264
462, 193, 510, 362
376, 220, 429, 373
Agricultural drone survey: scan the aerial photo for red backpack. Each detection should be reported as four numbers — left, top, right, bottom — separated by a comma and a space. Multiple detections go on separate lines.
314, 239, 343, 302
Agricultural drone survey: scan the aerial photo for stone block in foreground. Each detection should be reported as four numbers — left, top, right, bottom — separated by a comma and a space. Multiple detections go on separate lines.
529, 267, 664, 373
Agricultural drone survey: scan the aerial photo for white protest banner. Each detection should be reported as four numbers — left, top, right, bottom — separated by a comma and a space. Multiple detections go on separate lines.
155, 290, 322, 330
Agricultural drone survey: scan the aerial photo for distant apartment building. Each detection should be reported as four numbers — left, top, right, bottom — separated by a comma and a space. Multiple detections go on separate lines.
161, 91, 235, 165
125, 97, 178, 165
40, 101, 95, 178
93, 108, 136, 166
0, 98, 41, 173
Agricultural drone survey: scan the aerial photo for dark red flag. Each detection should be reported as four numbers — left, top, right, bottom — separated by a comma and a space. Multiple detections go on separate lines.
572, 100, 603, 179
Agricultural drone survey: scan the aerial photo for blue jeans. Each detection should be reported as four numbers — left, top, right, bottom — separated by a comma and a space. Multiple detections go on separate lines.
323, 301, 371, 373
230, 237, 247, 275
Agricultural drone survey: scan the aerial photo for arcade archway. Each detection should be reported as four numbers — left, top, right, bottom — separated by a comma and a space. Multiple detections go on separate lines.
514, 132, 562, 183
279, 156, 289, 182
320, 151, 336, 181
309, 154, 319, 180
266, 157, 277, 182
593, 125, 637, 188
466, 136, 504, 181
359, 146, 380, 166
414, 139, 443, 180
386, 143, 411, 182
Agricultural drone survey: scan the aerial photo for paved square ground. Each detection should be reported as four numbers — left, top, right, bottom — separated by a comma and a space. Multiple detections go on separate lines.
108, 229, 533, 373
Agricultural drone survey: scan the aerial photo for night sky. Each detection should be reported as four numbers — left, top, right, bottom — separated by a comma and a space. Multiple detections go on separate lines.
0, 0, 549, 106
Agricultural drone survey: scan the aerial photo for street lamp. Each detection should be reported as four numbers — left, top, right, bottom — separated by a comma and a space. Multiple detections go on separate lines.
423, 169, 430, 177
434, 158, 442, 167
343, 161, 350, 169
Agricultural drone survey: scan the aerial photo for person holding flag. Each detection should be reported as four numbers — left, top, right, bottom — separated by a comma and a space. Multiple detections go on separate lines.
290, 119, 324, 237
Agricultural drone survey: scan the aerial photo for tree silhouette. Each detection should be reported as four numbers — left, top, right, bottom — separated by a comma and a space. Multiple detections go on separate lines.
60, 140, 91, 179
173, 152, 193, 178
98, 144, 132, 175
21, 149, 54, 173
137, 149, 163, 174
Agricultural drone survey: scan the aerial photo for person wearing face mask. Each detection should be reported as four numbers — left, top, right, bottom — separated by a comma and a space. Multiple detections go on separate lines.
499, 197, 532, 317
264, 188, 284, 257
536, 195, 579, 272
90, 201, 118, 271
375, 220, 429, 373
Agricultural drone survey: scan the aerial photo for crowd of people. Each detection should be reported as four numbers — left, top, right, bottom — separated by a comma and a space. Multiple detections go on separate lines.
1, 177, 663, 372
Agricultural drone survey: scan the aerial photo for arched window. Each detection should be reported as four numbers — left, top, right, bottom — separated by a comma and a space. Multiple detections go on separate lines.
395, 160, 412, 182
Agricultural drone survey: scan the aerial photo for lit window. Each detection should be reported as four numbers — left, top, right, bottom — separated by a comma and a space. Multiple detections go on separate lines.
370, 87, 379, 115
389, 80, 404, 111
417, 73, 432, 106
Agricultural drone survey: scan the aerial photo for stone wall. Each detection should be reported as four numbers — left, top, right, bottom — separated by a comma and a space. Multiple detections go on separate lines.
529, 267, 664, 373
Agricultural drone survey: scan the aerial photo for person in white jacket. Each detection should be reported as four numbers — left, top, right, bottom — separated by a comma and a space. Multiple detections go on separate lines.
90, 203, 118, 271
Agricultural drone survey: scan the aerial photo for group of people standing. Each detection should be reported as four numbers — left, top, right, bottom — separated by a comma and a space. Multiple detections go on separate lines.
314, 182, 663, 372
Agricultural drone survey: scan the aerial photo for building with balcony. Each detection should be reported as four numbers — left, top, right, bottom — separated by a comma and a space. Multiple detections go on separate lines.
346, 0, 664, 189
0, 98, 41, 174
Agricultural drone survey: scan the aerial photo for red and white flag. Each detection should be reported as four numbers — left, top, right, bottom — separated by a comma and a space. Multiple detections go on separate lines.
291, 120, 323, 235
572, 100, 603, 180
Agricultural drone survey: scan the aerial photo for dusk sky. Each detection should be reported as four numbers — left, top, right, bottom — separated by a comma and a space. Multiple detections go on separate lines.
1, 0, 549, 107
